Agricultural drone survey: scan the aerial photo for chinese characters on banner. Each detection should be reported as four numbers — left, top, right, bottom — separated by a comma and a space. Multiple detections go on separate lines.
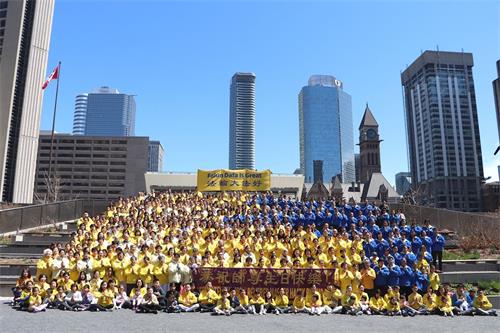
192, 268, 335, 289
197, 169, 271, 192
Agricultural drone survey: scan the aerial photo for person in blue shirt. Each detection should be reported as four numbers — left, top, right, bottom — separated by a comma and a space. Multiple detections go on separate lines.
409, 231, 422, 255
387, 256, 402, 287
431, 232, 445, 272
375, 233, 389, 258
374, 259, 390, 294
399, 258, 414, 297
402, 246, 417, 268
451, 284, 474, 315
420, 231, 433, 252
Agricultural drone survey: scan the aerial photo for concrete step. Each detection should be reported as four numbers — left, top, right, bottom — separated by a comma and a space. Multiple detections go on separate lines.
440, 271, 500, 284
442, 262, 500, 272
0, 264, 36, 276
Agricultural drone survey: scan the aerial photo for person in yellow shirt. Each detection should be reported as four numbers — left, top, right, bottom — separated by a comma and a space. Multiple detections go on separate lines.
360, 260, 376, 296
309, 294, 328, 315
275, 288, 290, 314
338, 262, 354, 293
385, 296, 401, 316
28, 287, 48, 312
198, 282, 219, 312
429, 265, 440, 291
213, 292, 232, 315
124, 257, 140, 294
291, 289, 308, 314
322, 284, 342, 308
473, 289, 497, 316
369, 289, 387, 314
436, 289, 454, 317
138, 256, 154, 285
408, 284, 425, 314
249, 289, 266, 315
111, 251, 127, 285
96, 281, 115, 310
178, 284, 199, 312
237, 288, 251, 313
36, 249, 53, 280
422, 286, 437, 314
305, 285, 322, 307
129, 278, 147, 298
341, 286, 360, 315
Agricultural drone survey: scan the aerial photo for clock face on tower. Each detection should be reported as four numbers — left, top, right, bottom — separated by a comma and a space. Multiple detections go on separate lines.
366, 129, 377, 140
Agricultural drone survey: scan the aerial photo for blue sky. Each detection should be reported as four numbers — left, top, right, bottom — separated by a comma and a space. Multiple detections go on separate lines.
41, 0, 500, 184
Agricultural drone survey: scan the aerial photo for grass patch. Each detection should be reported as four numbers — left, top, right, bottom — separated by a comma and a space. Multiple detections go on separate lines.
443, 250, 480, 260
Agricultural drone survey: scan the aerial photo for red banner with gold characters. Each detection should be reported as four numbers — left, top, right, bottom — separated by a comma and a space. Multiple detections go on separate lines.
192, 268, 335, 288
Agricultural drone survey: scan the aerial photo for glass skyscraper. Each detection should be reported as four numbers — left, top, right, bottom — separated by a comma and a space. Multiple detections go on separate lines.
299, 75, 355, 184
402, 50, 484, 211
73, 86, 136, 136
229, 73, 255, 170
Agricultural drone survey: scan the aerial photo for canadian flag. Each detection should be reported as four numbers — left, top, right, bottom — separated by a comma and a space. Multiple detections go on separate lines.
42, 64, 59, 90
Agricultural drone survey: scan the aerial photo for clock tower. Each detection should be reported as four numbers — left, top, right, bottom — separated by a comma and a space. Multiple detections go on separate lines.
358, 104, 381, 183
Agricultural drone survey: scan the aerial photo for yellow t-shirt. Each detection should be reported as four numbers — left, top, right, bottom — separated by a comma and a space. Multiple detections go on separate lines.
178, 291, 198, 306
275, 295, 289, 307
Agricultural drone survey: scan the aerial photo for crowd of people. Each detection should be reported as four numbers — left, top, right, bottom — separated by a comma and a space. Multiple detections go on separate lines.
10, 191, 497, 316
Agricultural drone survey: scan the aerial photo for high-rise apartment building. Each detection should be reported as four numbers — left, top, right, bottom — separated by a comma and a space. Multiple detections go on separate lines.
299, 75, 355, 184
0, 0, 55, 203
148, 140, 164, 172
34, 134, 148, 201
72, 86, 136, 137
72, 93, 88, 135
401, 50, 484, 211
395, 172, 412, 195
229, 73, 255, 170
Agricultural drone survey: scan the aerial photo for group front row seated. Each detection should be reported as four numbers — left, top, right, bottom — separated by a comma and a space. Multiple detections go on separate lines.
11, 271, 497, 316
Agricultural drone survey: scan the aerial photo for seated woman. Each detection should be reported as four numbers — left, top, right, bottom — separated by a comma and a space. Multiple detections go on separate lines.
436, 287, 454, 317
137, 287, 161, 314
473, 289, 497, 316
309, 294, 327, 316
129, 278, 147, 298
249, 289, 266, 315
64, 283, 83, 311
291, 290, 308, 314
341, 286, 360, 315
13, 280, 34, 309
28, 287, 48, 313
94, 281, 115, 311
385, 296, 401, 316
198, 282, 219, 312
369, 289, 386, 315
178, 284, 199, 312
275, 288, 290, 314
263, 291, 278, 314
213, 292, 232, 316
115, 285, 131, 309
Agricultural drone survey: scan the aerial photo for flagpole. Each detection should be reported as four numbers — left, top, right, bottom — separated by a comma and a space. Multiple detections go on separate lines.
47, 61, 61, 201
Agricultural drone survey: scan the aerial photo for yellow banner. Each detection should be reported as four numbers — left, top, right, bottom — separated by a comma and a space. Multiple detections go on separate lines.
197, 169, 271, 192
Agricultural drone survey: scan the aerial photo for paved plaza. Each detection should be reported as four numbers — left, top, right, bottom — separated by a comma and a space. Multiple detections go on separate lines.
0, 302, 499, 333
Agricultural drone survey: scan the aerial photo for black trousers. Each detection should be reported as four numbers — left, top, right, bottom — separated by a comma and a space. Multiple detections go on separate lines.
138, 303, 160, 313
432, 251, 443, 271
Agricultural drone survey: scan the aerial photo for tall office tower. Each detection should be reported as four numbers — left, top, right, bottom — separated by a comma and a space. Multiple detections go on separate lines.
299, 75, 355, 184
493, 60, 500, 179
72, 93, 88, 135
147, 140, 164, 172
0, 0, 55, 203
83, 86, 136, 136
358, 105, 381, 183
494, 61, 500, 145
354, 153, 360, 182
395, 172, 412, 195
229, 73, 255, 170
401, 50, 484, 211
